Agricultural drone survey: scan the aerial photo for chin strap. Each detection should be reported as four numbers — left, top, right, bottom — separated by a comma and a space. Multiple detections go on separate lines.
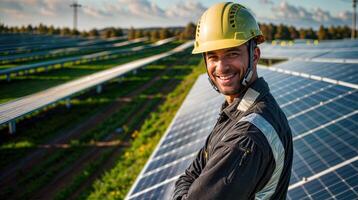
242, 39, 255, 86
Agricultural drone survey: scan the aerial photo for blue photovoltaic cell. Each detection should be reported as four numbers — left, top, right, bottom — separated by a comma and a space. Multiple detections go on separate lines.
288, 160, 358, 200
274, 61, 358, 84
127, 64, 358, 200
290, 115, 358, 185
130, 181, 175, 200
132, 156, 193, 194
260, 40, 358, 61
318, 50, 358, 59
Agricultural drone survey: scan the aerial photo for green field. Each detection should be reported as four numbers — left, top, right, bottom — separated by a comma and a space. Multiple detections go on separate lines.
0, 45, 205, 200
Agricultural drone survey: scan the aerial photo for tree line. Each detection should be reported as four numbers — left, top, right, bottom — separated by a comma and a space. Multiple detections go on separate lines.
126, 23, 196, 41
259, 23, 355, 40
0, 23, 124, 39
0, 22, 355, 41
0, 22, 196, 41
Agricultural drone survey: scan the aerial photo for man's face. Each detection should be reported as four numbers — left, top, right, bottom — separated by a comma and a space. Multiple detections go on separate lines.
205, 45, 249, 96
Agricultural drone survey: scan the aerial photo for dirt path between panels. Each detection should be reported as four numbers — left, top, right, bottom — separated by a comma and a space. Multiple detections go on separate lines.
35, 63, 184, 200
65, 74, 183, 200
0, 66, 172, 199
42, 96, 162, 200
34, 70, 180, 200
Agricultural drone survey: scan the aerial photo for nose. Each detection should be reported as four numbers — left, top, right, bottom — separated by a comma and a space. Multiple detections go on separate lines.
216, 58, 230, 74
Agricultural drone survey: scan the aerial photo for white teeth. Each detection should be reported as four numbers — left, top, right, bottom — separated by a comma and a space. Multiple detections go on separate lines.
218, 74, 234, 80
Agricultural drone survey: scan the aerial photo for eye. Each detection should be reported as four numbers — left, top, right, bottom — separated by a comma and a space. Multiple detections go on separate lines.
227, 52, 240, 58
206, 55, 218, 61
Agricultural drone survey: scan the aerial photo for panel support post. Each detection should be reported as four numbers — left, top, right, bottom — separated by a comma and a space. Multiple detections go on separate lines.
96, 84, 103, 94
9, 120, 16, 134
66, 98, 71, 109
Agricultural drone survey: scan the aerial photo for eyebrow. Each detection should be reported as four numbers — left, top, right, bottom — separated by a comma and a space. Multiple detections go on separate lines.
206, 48, 242, 56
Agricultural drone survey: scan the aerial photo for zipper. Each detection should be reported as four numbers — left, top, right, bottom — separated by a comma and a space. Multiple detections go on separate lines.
225, 146, 251, 184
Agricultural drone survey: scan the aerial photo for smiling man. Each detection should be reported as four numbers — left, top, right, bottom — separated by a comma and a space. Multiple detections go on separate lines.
172, 2, 293, 200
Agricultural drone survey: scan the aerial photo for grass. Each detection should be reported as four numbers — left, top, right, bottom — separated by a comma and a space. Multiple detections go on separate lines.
0, 49, 203, 200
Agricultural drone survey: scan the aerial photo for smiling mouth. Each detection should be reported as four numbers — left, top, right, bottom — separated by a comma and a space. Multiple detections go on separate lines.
216, 73, 236, 80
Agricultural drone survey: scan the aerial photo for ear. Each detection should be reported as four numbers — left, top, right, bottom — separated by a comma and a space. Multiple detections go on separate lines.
253, 47, 261, 66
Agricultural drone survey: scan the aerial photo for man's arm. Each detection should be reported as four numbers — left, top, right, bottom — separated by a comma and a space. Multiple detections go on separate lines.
172, 146, 207, 200
183, 126, 275, 200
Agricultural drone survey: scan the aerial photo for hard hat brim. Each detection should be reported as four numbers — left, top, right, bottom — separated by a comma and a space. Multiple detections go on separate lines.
192, 38, 249, 54
192, 34, 264, 54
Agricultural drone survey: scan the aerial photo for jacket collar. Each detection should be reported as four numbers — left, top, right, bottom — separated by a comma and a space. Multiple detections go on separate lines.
221, 77, 270, 120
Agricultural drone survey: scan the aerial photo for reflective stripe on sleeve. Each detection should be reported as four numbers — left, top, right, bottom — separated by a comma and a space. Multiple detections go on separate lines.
239, 113, 285, 200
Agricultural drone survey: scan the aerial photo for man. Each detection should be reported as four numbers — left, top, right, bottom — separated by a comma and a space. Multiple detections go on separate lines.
172, 2, 293, 200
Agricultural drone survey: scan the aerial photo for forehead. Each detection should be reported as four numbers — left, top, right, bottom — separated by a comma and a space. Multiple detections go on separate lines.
206, 45, 246, 55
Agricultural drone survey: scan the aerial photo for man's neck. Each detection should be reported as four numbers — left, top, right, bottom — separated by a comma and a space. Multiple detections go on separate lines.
225, 75, 258, 105
225, 95, 237, 104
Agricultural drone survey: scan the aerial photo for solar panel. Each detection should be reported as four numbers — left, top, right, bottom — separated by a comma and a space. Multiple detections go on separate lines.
126, 75, 221, 199
288, 160, 358, 200
273, 61, 358, 84
260, 40, 358, 62
126, 63, 358, 199
318, 50, 358, 60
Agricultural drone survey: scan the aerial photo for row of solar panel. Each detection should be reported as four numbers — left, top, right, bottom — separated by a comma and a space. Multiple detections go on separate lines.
263, 39, 358, 49
260, 40, 358, 60
273, 61, 358, 85
126, 67, 358, 200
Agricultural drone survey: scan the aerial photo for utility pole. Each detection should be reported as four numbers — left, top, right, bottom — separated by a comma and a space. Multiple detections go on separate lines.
70, 1, 81, 31
353, 0, 357, 39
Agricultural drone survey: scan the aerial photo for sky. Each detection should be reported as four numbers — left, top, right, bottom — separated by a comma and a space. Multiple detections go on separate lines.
0, 0, 355, 31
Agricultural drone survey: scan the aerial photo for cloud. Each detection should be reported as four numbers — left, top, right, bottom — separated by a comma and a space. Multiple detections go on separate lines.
40, 7, 56, 16
337, 10, 352, 21
259, 0, 274, 5
0, 1, 24, 11
166, 1, 206, 21
116, 0, 165, 18
266, 1, 353, 28
271, 1, 310, 20
2, 0, 350, 30
0, 0, 70, 19
2, 8, 28, 20
109, 0, 206, 23
83, 6, 113, 19
23, 0, 41, 6
82, 0, 206, 27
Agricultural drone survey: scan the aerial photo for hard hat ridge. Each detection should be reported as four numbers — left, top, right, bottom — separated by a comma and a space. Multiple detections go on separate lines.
192, 2, 264, 54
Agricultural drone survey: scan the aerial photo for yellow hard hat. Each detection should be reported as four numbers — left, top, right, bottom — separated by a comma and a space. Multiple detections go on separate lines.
192, 2, 265, 54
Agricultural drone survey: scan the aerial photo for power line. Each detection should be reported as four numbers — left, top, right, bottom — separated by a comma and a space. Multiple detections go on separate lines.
353, 0, 357, 39
343, 0, 357, 39
70, 1, 82, 31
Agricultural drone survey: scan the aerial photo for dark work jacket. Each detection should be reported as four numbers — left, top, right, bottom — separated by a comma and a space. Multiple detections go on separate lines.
172, 77, 293, 200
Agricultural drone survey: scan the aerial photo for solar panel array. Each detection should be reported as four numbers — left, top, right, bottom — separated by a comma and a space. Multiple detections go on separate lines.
126, 40, 358, 200
0, 33, 86, 54
0, 36, 134, 63
273, 61, 358, 85
0, 37, 174, 77
0, 41, 194, 132
260, 40, 358, 62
